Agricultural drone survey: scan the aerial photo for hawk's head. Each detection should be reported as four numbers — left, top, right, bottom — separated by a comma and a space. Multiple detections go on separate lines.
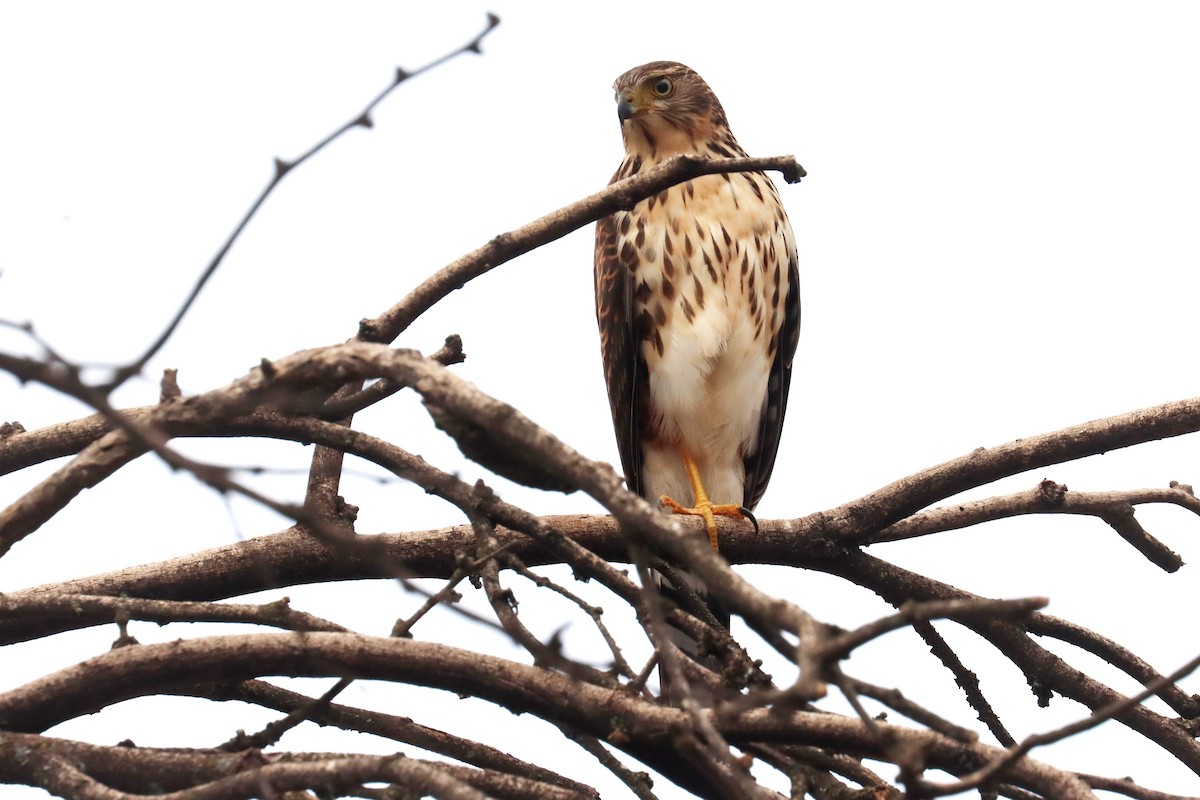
611, 61, 734, 158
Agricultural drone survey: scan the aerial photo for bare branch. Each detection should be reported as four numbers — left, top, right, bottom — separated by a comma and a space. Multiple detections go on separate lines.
108, 15, 500, 387
0, 593, 345, 633
560, 727, 658, 800
813, 397, 1200, 542
815, 597, 1047, 663
317, 333, 466, 420
0, 632, 1105, 797
501, 552, 638, 679
358, 153, 806, 344
472, 510, 620, 688
4, 334, 1199, 795
845, 678, 979, 744
5, 11, 1196, 798
870, 479, 1189, 571
199, 679, 599, 798
821, 548, 1200, 773
1027, 613, 1200, 718
0, 733, 497, 800
917, 651, 1200, 796
1079, 773, 1200, 800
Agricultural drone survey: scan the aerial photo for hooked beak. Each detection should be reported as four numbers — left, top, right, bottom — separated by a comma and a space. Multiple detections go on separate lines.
617, 92, 637, 122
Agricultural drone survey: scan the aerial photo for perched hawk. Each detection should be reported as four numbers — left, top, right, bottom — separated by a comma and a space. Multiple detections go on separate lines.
594, 61, 800, 558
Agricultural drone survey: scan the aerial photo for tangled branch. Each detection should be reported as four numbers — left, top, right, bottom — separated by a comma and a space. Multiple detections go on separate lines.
1, 11, 1196, 800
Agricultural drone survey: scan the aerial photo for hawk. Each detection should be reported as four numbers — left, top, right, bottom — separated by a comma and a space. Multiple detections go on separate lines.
594, 61, 800, 595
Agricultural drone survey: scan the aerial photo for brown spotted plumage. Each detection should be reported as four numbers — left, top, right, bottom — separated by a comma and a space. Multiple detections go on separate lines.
594, 61, 800, 550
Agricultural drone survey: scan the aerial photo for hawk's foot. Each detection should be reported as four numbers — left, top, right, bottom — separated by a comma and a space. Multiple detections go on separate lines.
659, 494, 745, 551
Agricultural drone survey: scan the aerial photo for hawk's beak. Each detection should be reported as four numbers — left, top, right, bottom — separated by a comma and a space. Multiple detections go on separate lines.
617, 92, 637, 122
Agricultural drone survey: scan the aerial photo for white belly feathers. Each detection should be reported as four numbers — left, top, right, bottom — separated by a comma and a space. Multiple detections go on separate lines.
614, 171, 795, 506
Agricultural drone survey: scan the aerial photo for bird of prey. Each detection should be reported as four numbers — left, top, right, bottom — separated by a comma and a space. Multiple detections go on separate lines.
594, 61, 799, 546
594, 61, 800, 616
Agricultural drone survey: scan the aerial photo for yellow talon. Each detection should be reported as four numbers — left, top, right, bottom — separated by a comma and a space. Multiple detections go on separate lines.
659, 454, 745, 550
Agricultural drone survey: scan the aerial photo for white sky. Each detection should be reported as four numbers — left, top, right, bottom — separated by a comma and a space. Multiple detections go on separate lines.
1, 2, 1199, 797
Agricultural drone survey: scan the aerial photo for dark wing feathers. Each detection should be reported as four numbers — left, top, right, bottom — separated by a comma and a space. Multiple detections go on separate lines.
598, 190, 799, 510
594, 208, 648, 498
741, 250, 800, 511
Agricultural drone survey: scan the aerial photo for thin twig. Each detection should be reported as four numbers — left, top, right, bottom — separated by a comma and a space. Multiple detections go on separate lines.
218, 676, 352, 751
225, 538, 520, 751
846, 678, 978, 744
1079, 773, 1200, 800
473, 505, 620, 688
107, 15, 500, 389
920, 651, 1200, 796
198, 680, 597, 797
1028, 613, 1200, 717
746, 742, 900, 798
501, 551, 637, 680
627, 554, 774, 800
561, 727, 659, 800
913, 619, 1016, 747
318, 334, 465, 420
816, 597, 1047, 663
822, 546, 1200, 775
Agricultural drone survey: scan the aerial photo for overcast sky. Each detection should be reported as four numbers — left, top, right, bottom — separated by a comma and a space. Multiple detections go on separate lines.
2, 2, 1199, 797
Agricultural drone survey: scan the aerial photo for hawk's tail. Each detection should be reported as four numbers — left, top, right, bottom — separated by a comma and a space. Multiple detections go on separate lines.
653, 566, 730, 705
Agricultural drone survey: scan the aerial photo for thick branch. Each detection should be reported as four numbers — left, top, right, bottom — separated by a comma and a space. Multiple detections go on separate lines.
0, 731, 591, 800
813, 397, 1200, 542
192, 679, 599, 799
0, 593, 345, 633
870, 480, 1190, 571
0, 632, 1100, 798
820, 549, 1200, 774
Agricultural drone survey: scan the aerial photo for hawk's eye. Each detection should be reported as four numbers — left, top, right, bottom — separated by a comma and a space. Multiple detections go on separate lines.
652, 77, 674, 97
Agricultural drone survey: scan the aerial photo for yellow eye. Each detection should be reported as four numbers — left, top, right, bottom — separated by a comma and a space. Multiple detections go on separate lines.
651, 77, 674, 97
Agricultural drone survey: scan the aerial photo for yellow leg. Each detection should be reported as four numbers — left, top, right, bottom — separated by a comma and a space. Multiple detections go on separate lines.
659, 454, 745, 551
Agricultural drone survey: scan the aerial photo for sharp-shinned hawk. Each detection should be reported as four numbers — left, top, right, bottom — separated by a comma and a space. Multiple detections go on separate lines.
594, 62, 800, 667
595, 60, 799, 545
